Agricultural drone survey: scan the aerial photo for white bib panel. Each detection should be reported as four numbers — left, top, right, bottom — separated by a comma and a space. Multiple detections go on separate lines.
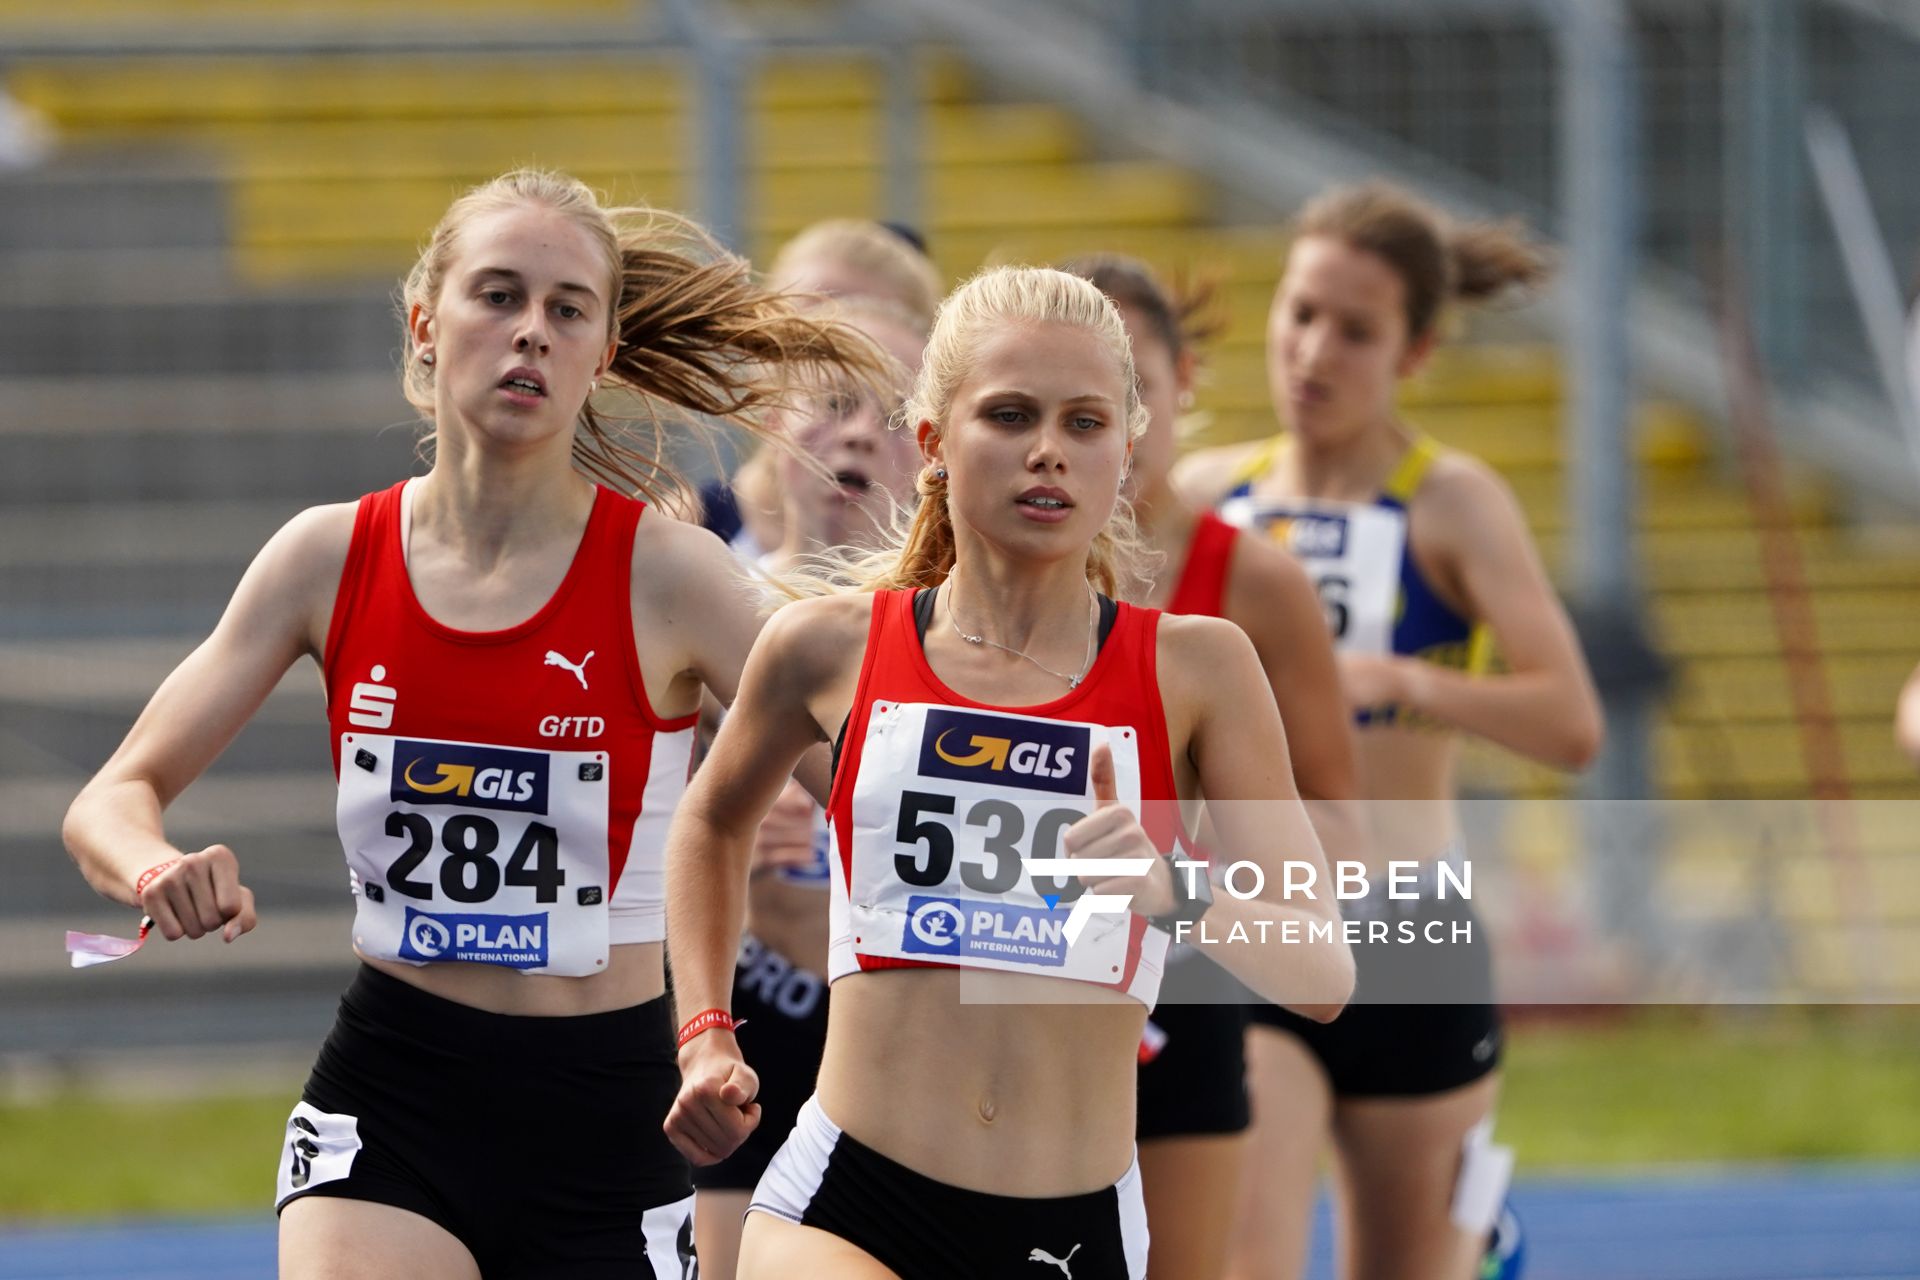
1218, 495, 1407, 655
831, 700, 1167, 1002
338, 731, 613, 976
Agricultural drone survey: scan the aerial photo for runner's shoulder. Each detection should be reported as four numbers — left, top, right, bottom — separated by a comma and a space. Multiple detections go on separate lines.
629, 507, 758, 608
1172, 438, 1272, 507
1154, 610, 1261, 680
261, 501, 359, 593
761, 591, 878, 682
1224, 522, 1315, 600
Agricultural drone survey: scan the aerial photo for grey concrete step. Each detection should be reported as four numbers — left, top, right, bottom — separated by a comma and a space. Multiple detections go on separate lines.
3, 591, 239, 640
0, 151, 229, 252
0, 958, 355, 1058
0, 770, 334, 844
2, 374, 408, 434
3, 249, 242, 303
2, 698, 330, 777
0, 635, 324, 712
0, 498, 341, 639
0, 497, 310, 566
0, 498, 295, 640
4, 902, 353, 984
0, 288, 399, 375
2, 428, 410, 505
2, 828, 348, 922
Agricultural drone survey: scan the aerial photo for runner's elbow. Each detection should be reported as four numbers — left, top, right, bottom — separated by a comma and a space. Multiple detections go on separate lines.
1559, 704, 1604, 772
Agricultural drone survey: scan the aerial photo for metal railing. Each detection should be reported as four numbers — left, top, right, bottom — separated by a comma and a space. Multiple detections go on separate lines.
956, 0, 1920, 497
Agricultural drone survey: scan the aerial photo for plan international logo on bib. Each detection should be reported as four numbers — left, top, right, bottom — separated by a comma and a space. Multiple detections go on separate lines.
916, 709, 1088, 795
900, 895, 1070, 966
397, 906, 550, 968
390, 740, 550, 813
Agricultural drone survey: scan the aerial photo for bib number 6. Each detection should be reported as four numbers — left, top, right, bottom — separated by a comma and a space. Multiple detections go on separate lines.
1316, 574, 1351, 640
894, 790, 1087, 902
383, 812, 564, 904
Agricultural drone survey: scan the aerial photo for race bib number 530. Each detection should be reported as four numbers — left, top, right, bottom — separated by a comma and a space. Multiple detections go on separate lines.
338, 733, 612, 976
845, 702, 1149, 985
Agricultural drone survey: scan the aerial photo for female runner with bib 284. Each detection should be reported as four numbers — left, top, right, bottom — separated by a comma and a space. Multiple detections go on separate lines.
62, 169, 885, 1280
663, 266, 1355, 1280
1178, 183, 1604, 1280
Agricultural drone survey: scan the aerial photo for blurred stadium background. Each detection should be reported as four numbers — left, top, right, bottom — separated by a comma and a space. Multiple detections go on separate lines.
1, 1, 1917, 1276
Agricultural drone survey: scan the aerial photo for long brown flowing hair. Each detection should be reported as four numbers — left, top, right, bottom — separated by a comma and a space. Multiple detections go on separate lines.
1292, 182, 1550, 341
398, 169, 892, 509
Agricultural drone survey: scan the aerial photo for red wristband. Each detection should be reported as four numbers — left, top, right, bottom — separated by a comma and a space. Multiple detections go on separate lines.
133, 859, 180, 897
676, 1008, 746, 1049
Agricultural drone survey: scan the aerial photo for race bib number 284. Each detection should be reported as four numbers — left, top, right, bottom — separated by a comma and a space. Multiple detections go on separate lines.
338, 733, 613, 976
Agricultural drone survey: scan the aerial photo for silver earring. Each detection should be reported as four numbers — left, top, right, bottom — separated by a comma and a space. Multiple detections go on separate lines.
589, 379, 598, 393
933, 466, 947, 481
420, 352, 435, 366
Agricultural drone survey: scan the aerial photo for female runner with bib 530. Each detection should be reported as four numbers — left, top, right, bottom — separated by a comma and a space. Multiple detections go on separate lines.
663, 266, 1355, 1280
1178, 183, 1604, 1280
691, 285, 932, 1280
1061, 254, 1362, 1280
62, 170, 886, 1280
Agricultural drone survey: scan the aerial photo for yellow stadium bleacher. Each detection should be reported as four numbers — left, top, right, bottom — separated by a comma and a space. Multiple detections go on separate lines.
0, 0, 631, 24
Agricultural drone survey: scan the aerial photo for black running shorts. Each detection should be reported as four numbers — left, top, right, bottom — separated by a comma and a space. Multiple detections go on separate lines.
1248, 890, 1502, 1097
276, 965, 696, 1278
749, 1095, 1149, 1279
1137, 951, 1251, 1140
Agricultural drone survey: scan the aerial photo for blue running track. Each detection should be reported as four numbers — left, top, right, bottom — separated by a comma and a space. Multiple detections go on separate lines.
2, 1167, 1916, 1279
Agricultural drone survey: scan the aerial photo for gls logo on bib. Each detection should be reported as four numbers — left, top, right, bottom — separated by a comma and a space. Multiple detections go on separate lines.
390, 740, 550, 813
1279, 512, 1349, 559
916, 709, 1088, 795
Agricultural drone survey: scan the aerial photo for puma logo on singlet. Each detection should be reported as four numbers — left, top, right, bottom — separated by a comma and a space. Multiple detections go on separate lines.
544, 649, 594, 690
1028, 1243, 1082, 1276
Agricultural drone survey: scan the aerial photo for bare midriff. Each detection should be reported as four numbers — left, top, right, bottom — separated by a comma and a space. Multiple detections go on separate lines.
1354, 726, 1462, 865
361, 939, 663, 1016
815, 967, 1145, 1197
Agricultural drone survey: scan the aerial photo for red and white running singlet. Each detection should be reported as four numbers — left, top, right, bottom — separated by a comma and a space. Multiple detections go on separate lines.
1163, 511, 1238, 621
323, 480, 696, 977
823, 589, 1183, 1008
